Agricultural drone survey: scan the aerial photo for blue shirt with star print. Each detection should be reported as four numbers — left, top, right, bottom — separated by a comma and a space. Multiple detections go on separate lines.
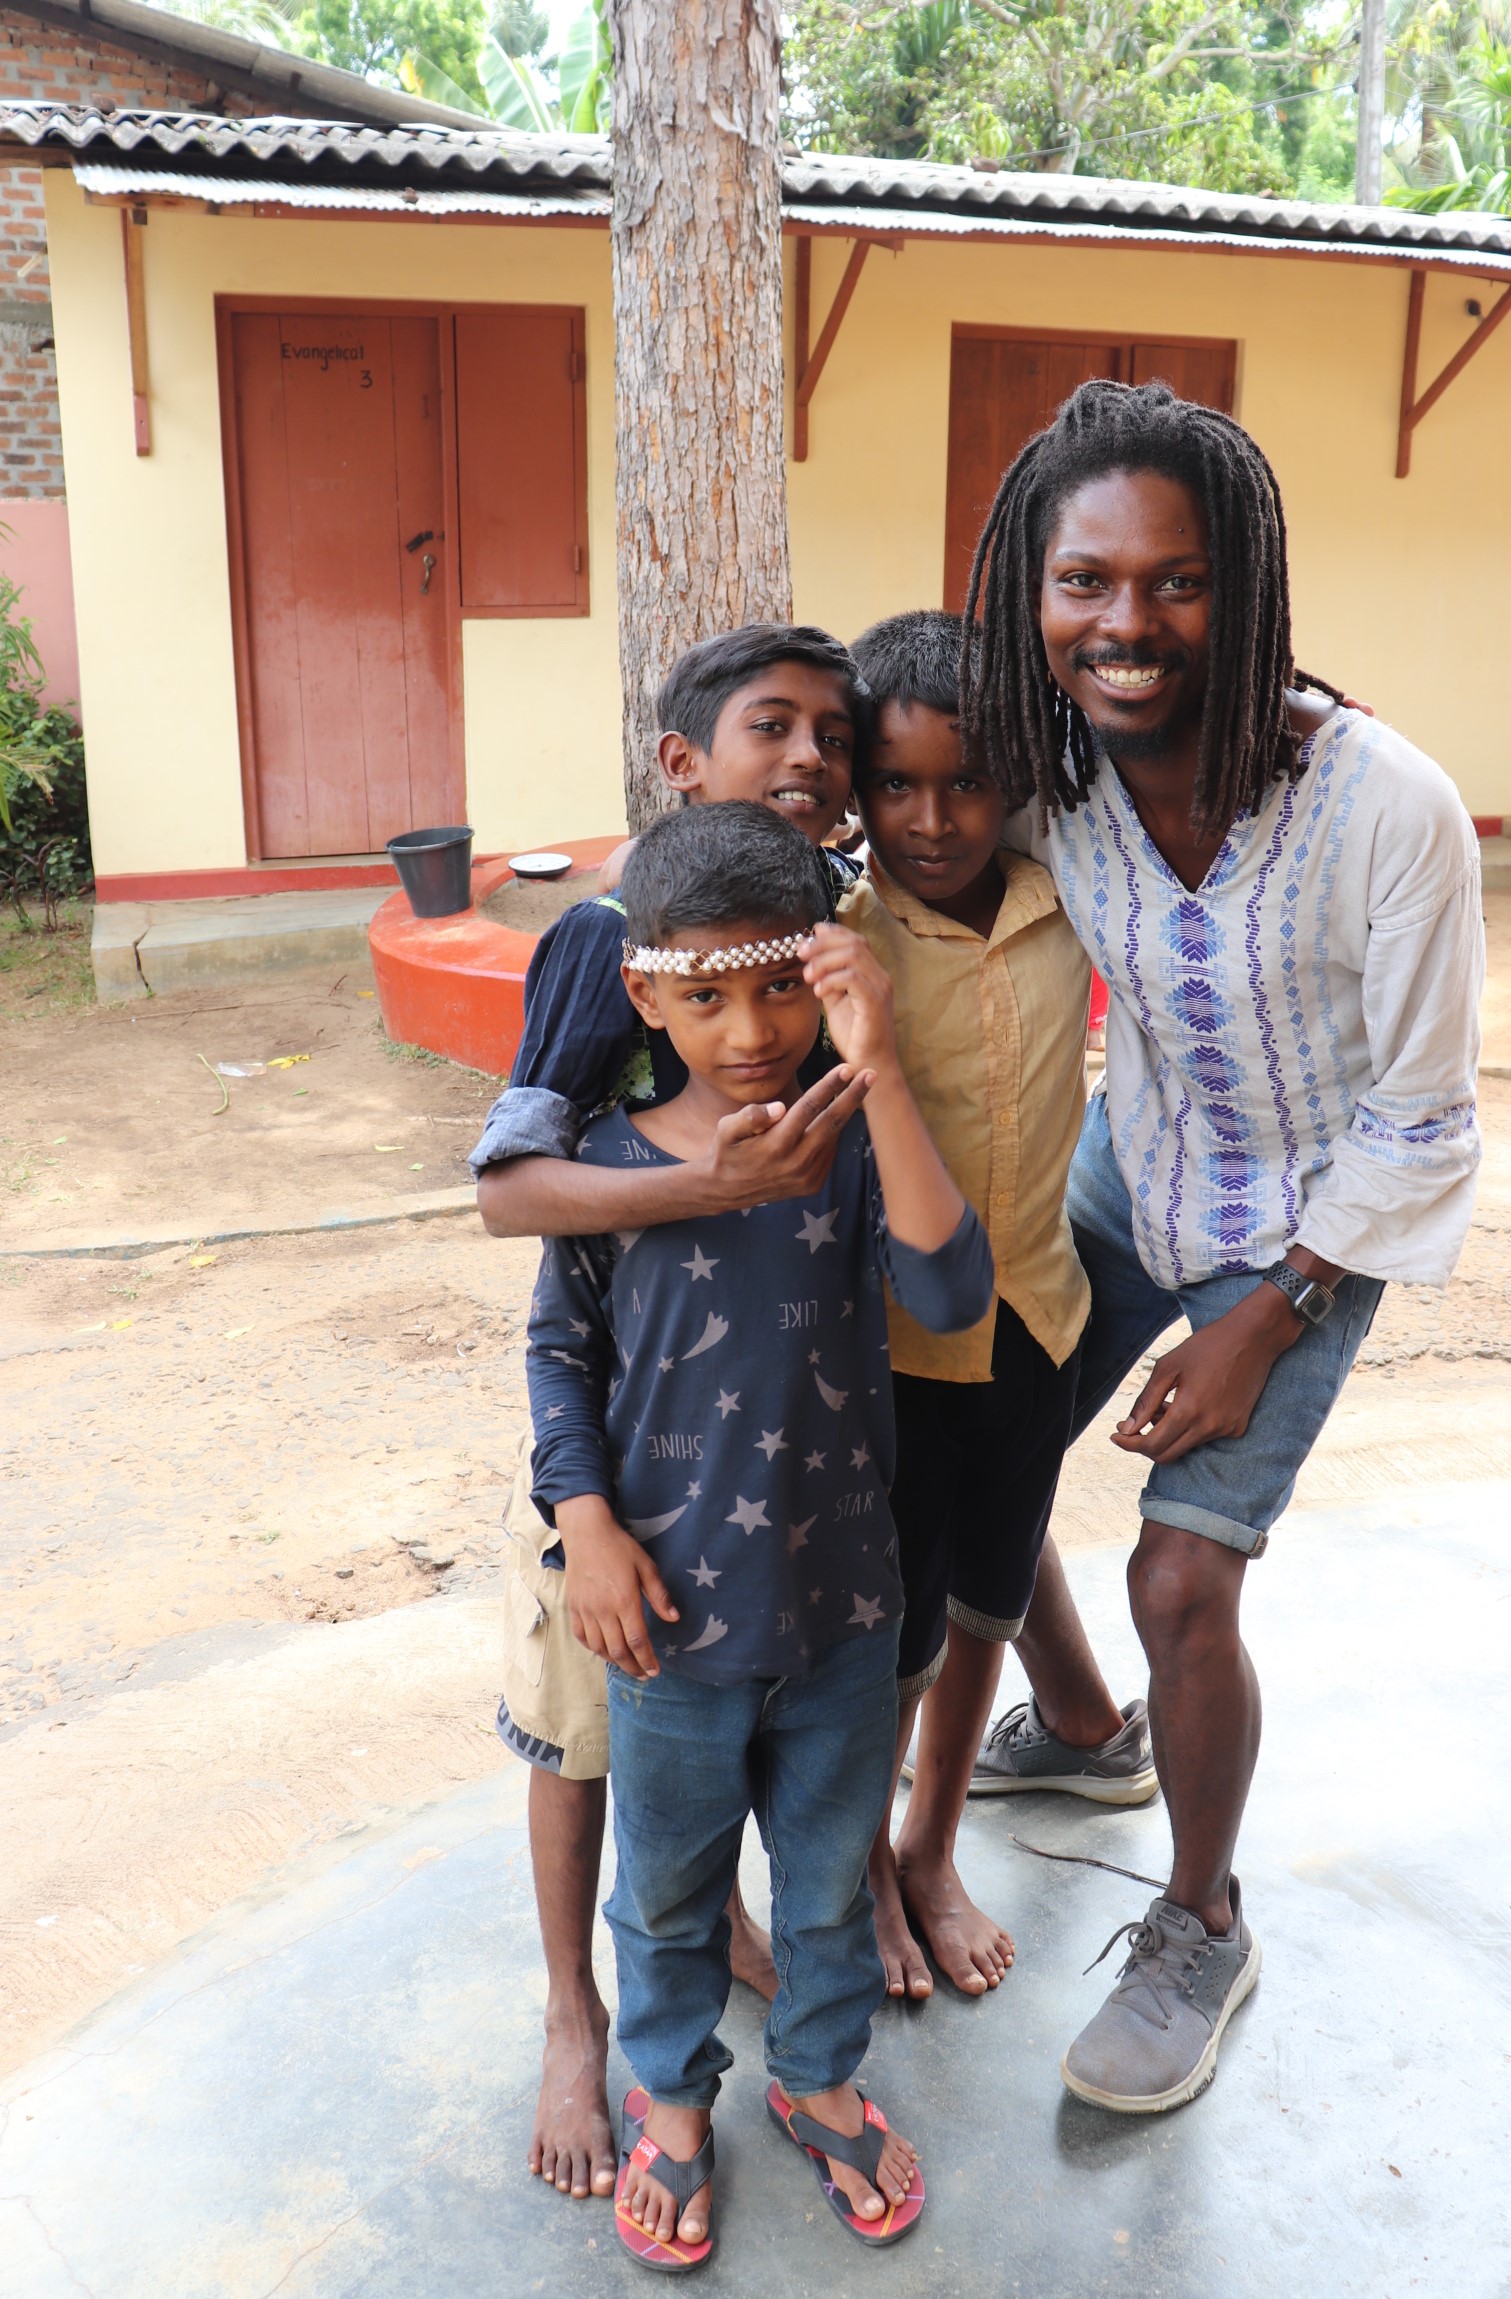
526, 1106, 993, 1684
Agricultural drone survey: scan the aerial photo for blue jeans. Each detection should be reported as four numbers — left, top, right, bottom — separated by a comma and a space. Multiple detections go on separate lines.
604, 1625, 900, 2108
1068, 1095, 1385, 1557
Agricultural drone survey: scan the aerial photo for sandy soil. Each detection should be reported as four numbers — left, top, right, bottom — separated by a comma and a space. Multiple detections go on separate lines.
3, 905, 1510, 2078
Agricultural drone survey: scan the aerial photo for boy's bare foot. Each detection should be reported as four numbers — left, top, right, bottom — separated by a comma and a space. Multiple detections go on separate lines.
620, 2101, 714, 2246
728, 1900, 779, 2001
895, 1848, 1014, 1996
530, 2002, 616, 2198
790, 2083, 919, 2221
868, 1837, 933, 1999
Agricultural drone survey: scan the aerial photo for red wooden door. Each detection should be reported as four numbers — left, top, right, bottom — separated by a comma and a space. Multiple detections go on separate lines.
229, 312, 455, 858
1128, 339, 1236, 411
944, 333, 1121, 612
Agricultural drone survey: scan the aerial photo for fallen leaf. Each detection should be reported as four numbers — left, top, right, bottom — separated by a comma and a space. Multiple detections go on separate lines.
224, 1325, 254, 1339
410, 1162, 424, 1170
52, 1135, 66, 1144
109, 1318, 133, 1331
374, 1144, 399, 1153
266, 1054, 310, 1070
357, 989, 376, 999
76, 1320, 107, 1333
188, 1252, 217, 1269
1388, 2164, 1402, 2178
293, 1087, 309, 1096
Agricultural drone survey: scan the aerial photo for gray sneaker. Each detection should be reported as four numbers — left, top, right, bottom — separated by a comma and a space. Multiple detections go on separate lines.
962, 1697, 1158, 1804
1061, 1878, 1261, 2113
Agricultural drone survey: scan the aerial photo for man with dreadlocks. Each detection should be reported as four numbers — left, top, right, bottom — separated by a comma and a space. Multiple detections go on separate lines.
964, 378, 1483, 2115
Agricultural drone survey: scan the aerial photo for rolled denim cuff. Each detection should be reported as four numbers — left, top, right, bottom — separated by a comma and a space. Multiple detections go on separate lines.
1137, 1490, 1270, 1559
467, 1086, 583, 1177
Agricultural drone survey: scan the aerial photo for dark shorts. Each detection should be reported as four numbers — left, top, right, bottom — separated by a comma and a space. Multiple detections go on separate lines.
891, 1299, 1081, 1700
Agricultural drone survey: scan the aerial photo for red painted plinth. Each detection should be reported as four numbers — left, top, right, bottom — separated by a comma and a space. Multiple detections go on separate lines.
369, 838, 622, 1077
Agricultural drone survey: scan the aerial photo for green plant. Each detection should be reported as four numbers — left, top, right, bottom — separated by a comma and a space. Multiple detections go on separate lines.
1388, 21, 1511, 210
0, 565, 90, 929
402, 0, 610, 131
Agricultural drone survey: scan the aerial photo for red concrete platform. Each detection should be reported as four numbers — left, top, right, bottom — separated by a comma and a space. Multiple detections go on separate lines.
368, 837, 622, 1077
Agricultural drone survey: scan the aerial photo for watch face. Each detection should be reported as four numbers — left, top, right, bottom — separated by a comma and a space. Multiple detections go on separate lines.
1297, 1285, 1334, 1326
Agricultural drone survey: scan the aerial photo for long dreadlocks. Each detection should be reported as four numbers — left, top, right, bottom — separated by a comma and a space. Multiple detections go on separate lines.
960, 379, 1341, 838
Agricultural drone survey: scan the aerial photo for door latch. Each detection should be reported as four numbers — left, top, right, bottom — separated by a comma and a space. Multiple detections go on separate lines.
404, 529, 435, 554
420, 552, 437, 594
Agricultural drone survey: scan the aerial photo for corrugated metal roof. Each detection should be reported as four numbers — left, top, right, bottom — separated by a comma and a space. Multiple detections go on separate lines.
8, 102, 1511, 265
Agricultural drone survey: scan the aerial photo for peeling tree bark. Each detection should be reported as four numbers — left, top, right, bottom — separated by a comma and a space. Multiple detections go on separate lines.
609, 0, 793, 830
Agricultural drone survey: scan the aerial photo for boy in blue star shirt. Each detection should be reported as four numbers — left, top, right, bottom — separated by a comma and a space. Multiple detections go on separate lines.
526, 802, 992, 2270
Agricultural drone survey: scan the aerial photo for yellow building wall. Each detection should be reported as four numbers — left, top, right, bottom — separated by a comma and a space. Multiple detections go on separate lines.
47, 173, 1511, 884
44, 178, 625, 877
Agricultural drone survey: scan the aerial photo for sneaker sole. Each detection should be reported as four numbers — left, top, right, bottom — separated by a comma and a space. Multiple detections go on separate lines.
1058, 1936, 1262, 2114
961, 1764, 1160, 1806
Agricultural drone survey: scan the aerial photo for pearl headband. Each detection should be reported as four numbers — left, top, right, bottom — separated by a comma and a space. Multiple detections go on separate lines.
622, 931, 811, 978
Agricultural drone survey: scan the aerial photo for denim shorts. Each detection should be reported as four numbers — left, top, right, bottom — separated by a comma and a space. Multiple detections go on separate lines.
1068, 1095, 1384, 1558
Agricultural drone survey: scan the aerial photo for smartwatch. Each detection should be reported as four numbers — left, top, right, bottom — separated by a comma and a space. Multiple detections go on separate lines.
1262, 1261, 1336, 1327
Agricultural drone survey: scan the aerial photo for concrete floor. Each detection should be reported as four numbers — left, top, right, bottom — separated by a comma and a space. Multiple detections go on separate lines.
2, 1485, 1506, 2299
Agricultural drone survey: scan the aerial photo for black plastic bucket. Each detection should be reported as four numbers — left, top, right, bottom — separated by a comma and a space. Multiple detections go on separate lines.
387, 826, 475, 919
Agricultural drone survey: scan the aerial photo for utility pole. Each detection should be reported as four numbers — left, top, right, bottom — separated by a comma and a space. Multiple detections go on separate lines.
1355, 0, 1386, 205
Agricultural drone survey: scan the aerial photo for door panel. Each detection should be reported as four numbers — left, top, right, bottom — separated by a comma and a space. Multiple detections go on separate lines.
944, 334, 1121, 612
230, 311, 453, 858
1129, 340, 1236, 413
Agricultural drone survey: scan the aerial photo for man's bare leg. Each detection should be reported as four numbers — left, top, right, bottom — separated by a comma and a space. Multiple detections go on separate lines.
1012, 1534, 1126, 1748
728, 1875, 778, 2001
1127, 1520, 1257, 1933
867, 1694, 932, 1999
893, 1626, 1015, 1994
527, 1767, 616, 2199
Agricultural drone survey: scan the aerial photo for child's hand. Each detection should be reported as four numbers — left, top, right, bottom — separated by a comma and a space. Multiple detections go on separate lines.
555, 1495, 678, 1679
802, 923, 899, 1076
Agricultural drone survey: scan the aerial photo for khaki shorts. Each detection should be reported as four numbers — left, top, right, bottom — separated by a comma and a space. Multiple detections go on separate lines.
498, 1443, 609, 1782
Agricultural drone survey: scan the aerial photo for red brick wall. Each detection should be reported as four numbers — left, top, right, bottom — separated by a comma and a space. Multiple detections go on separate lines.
0, 6, 327, 496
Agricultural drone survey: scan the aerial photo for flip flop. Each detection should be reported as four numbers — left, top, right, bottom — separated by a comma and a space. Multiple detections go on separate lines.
765, 2080, 925, 2245
613, 2086, 716, 2274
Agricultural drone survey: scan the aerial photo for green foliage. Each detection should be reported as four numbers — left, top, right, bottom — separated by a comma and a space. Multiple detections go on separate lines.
291, 0, 489, 103
1388, 18, 1511, 210
783, 0, 1356, 195
0, 561, 90, 928
402, 0, 608, 130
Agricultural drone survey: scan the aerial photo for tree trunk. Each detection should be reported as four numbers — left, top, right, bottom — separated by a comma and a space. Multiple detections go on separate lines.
609, 0, 793, 831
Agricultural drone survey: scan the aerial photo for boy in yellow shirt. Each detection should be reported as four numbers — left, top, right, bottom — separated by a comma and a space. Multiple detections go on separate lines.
843, 612, 1155, 2001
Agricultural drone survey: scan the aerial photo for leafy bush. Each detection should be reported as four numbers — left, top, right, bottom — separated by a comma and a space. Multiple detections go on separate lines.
0, 566, 90, 930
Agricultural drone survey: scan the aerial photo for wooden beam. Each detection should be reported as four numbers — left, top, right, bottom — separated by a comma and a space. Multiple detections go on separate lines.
794, 234, 812, 461
790, 234, 901, 461
121, 206, 151, 456
1397, 266, 1511, 477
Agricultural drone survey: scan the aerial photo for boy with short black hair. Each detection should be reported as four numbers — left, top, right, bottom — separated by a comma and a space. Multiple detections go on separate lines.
527, 801, 993, 2266
472, 624, 874, 2206
842, 609, 1154, 2004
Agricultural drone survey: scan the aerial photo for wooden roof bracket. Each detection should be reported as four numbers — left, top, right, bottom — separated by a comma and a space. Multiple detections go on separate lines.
1396, 265, 1511, 477
121, 204, 151, 455
791, 230, 903, 462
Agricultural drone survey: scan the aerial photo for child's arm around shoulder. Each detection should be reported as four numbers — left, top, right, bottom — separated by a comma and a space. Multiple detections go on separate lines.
803, 924, 995, 1332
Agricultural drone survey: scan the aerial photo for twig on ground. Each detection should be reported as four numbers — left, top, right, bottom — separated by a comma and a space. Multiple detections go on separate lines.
1008, 1836, 1164, 1890
195, 1052, 230, 1115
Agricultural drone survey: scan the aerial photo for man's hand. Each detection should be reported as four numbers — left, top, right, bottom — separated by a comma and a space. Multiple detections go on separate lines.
1111, 1285, 1303, 1465
555, 1496, 678, 1679
697, 1063, 873, 1211
800, 923, 900, 1077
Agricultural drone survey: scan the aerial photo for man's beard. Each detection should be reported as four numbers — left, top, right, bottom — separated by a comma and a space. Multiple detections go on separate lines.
1098, 720, 1182, 762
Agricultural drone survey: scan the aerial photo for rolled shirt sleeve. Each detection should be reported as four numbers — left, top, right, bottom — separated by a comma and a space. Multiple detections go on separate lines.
877, 1205, 997, 1334
1295, 845, 1483, 1285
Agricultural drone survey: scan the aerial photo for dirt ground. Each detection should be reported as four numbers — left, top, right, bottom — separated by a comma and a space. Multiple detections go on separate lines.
3, 899, 1511, 2078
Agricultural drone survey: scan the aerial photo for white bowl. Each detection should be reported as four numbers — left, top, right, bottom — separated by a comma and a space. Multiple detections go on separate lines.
508, 851, 574, 882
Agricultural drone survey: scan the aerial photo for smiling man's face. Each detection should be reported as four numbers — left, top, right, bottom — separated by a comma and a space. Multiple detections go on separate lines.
1038, 469, 1212, 764
658, 660, 857, 844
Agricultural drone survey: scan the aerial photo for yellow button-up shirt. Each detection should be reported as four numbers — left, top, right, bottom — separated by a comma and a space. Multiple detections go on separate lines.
840, 855, 1091, 1381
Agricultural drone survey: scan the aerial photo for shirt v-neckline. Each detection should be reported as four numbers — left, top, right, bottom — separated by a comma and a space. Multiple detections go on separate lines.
1101, 714, 1338, 899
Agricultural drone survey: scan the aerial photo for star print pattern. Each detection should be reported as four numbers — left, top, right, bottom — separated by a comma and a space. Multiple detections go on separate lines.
525, 1103, 991, 1683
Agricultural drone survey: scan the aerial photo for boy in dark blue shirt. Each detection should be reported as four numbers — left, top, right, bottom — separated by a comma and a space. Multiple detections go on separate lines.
473, 625, 874, 2210
527, 804, 992, 2266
